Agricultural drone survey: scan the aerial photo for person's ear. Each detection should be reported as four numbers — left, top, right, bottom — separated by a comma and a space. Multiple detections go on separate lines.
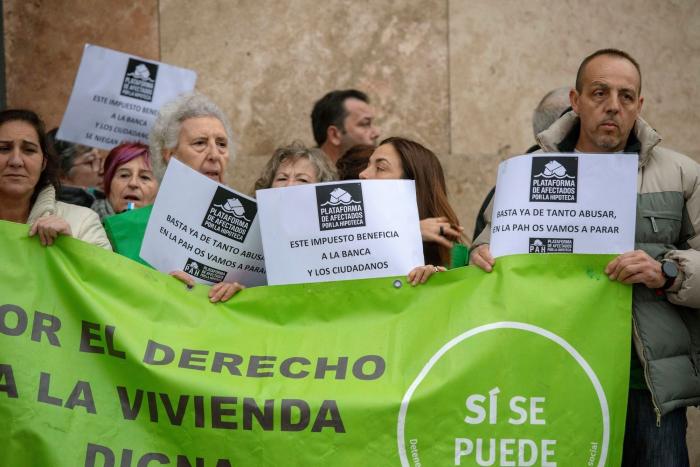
162, 147, 174, 163
327, 126, 343, 147
569, 88, 580, 114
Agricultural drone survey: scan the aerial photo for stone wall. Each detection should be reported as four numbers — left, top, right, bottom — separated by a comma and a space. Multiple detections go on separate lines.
3, 0, 159, 130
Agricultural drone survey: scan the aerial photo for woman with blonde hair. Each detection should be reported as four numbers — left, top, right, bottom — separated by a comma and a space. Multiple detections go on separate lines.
254, 141, 336, 191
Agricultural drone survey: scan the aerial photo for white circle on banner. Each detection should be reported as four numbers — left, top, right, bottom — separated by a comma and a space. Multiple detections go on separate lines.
396, 321, 610, 467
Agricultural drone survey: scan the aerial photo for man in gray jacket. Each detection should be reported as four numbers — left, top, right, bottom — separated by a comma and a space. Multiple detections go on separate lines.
470, 48, 700, 466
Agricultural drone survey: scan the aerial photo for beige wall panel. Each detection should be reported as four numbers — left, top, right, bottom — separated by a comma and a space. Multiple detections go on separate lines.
3, 0, 159, 130
449, 0, 700, 160
228, 153, 270, 196
689, 406, 700, 467
159, 0, 450, 178
442, 151, 503, 238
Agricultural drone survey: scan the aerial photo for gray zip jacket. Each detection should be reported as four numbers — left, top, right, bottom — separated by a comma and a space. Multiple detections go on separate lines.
474, 111, 700, 417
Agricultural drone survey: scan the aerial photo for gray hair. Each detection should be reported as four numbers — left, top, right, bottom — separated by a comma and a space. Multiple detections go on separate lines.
532, 87, 571, 137
149, 92, 234, 180
253, 141, 337, 192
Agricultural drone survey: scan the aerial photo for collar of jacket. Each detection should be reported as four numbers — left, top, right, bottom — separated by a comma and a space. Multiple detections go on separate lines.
535, 110, 662, 168
27, 185, 57, 224
56, 185, 97, 208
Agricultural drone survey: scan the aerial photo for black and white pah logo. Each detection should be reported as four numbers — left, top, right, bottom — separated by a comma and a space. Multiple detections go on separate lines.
120, 58, 158, 102
183, 258, 227, 283
315, 183, 366, 231
202, 187, 257, 243
530, 156, 578, 203
529, 237, 574, 253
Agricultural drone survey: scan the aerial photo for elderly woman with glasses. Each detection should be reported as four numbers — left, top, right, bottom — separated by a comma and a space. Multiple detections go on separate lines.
47, 128, 106, 207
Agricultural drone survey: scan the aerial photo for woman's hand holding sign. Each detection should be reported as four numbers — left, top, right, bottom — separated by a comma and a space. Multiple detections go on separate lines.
420, 217, 463, 249
170, 270, 244, 303
408, 265, 447, 286
209, 281, 245, 302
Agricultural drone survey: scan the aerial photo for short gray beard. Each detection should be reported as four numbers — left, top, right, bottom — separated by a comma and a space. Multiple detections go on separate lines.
596, 135, 623, 151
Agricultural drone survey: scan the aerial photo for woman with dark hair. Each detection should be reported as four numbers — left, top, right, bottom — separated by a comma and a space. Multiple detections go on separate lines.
91, 142, 159, 221
0, 109, 110, 249
336, 144, 374, 180
359, 137, 467, 283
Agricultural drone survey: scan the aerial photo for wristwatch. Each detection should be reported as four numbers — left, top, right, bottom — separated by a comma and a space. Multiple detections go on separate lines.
660, 259, 679, 290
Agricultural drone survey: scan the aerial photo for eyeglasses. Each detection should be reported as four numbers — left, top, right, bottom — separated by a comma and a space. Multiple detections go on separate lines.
72, 156, 102, 172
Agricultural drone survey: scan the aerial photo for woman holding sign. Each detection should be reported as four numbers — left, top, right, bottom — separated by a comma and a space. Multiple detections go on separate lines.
359, 137, 467, 283
148, 92, 242, 303
0, 109, 111, 249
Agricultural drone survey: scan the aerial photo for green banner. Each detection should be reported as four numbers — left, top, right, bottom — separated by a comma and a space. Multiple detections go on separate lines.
0, 220, 631, 466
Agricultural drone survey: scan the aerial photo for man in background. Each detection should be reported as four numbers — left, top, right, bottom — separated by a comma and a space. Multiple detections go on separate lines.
310, 89, 380, 164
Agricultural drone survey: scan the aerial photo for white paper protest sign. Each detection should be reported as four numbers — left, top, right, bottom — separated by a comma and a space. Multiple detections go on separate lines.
140, 159, 266, 286
490, 153, 638, 257
257, 180, 424, 285
58, 44, 197, 149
